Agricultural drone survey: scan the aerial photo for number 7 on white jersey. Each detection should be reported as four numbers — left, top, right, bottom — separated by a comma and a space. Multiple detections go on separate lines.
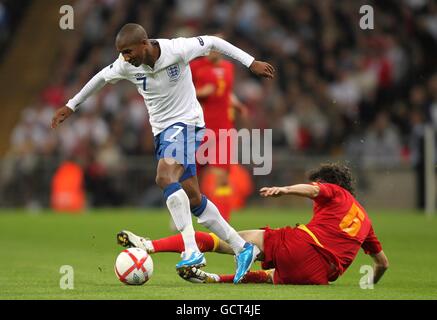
136, 76, 147, 91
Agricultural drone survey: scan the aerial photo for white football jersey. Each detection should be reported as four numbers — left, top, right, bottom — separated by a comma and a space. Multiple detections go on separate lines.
67, 36, 254, 135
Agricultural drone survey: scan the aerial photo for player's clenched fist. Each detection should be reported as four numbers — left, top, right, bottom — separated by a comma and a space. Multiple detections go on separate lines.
249, 60, 275, 79
51, 106, 74, 129
259, 186, 287, 197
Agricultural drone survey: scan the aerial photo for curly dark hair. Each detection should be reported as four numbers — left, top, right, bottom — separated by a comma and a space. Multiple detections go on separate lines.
307, 163, 356, 196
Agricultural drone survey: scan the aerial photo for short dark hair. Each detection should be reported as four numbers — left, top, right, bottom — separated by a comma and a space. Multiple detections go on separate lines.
116, 23, 148, 47
307, 162, 355, 196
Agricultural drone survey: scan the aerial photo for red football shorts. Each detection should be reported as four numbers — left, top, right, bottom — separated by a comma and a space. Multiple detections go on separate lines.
261, 226, 333, 285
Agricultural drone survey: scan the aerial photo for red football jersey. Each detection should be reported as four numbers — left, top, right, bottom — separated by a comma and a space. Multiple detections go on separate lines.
300, 183, 383, 275
190, 57, 235, 130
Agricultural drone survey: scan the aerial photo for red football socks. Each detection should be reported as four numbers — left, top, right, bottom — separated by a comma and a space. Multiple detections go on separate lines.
152, 231, 218, 253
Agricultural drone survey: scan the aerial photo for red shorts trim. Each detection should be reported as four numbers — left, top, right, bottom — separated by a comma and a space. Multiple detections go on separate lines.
262, 226, 333, 285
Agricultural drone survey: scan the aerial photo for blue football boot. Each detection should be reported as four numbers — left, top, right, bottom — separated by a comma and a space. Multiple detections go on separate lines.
176, 251, 206, 270
233, 243, 260, 284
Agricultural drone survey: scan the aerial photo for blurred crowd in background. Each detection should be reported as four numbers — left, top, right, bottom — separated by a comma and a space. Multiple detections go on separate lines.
0, 0, 30, 61
2, 0, 437, 208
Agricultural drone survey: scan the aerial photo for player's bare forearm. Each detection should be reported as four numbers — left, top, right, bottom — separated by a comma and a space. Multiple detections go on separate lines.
51, 106, 74, 129
249, 60, 275, 79
371, 251, 389, 284
259, 184, 320, 198
372, 264, 388, 284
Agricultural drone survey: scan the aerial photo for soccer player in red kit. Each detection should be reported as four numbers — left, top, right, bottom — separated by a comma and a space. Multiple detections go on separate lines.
130, 163, 389, 285
190, 50, 247, 222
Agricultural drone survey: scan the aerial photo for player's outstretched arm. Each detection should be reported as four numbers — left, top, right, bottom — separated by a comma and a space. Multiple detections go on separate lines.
193, 36, 275, 79
260, 184, 320, 199
51, 61, 121, 128
370, 250, 389, 284
51, 73, 106, 128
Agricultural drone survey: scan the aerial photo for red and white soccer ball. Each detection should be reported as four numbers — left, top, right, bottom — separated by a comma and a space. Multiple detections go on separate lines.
114, 248, 154, 285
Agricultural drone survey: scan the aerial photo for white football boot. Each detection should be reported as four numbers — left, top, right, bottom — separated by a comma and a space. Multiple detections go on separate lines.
116, 230, 154, 254
177, 266, 220, 283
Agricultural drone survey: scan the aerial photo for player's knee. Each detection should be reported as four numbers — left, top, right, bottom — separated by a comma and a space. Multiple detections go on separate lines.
155, 174, 176, 189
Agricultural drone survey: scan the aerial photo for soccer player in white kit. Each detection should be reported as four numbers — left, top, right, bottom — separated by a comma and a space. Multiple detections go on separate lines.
51, 23, 275, 283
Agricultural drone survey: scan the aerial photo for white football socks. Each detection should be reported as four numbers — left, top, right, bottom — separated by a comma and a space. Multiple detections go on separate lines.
166, 189, 200, 255
197, 199, 246, 254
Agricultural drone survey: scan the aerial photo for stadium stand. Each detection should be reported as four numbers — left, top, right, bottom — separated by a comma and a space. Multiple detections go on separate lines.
1, 0, 436, 208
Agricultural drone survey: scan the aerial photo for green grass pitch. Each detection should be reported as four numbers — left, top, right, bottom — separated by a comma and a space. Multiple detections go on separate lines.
0, 208, 436, 300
